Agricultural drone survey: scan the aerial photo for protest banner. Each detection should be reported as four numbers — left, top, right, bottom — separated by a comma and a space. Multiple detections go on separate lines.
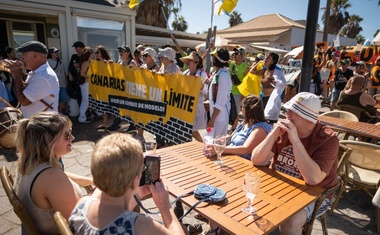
341, 46, 380, 64
88, 60, 202, 144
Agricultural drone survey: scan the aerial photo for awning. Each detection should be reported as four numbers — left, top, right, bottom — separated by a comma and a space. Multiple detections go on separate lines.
284, 46, 303, 58
249, 44, 290, 54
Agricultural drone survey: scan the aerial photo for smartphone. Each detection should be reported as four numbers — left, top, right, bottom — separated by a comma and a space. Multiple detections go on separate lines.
139, 154, 161, 186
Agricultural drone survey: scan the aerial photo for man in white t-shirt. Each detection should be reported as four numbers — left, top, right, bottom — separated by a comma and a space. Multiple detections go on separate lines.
5, 41, 59, 118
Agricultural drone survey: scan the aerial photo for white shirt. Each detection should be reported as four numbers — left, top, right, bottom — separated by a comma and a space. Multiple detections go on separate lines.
264, 66, 286, 121
22, 62, 59, 118
208, 67, 232, 137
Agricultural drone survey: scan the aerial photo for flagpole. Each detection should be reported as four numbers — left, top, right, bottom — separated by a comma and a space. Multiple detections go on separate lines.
211, 0, 214, 29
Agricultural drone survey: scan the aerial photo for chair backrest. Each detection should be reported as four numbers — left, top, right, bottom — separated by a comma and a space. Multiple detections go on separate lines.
339, 140, 380, 171
0, 166, 40, 235
338, 104, 377, 120
337, 144, 353, 175
54, 211, 73, 235
320, 110, 359, 122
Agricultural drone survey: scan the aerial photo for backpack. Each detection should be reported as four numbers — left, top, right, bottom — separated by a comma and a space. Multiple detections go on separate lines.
212, 72, 238, 125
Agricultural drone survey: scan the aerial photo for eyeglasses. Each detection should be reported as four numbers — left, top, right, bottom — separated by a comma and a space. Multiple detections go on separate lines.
63, 131, 73, 141
119, 49, 127, 53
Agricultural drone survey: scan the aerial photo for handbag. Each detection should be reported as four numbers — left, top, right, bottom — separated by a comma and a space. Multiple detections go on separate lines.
230, 64, 241, 86
133, 184, 226, 222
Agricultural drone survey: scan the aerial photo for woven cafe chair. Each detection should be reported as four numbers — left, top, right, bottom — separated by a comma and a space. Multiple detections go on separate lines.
319, 110, 359, 140
330, 140, 380, 233
54, 211, 73, 235
0, 166, 40, 235
338, 104, 378, 123
302, 144, 352, 235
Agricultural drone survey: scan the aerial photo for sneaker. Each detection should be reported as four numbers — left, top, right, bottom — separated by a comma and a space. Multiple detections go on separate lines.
227, 128, 235, 135
106, 123, 121, 131
79, 118, 91, 124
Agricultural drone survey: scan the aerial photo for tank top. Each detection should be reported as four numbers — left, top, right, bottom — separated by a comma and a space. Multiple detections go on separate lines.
14, 163, 58, 234
69, 197, 140, 235
337, 92, 377, 122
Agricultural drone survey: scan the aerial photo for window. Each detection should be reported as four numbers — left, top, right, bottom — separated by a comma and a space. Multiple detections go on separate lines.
77, 16, 125, 61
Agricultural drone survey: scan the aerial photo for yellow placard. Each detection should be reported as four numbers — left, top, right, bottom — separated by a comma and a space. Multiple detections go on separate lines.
88, 61, 202, 126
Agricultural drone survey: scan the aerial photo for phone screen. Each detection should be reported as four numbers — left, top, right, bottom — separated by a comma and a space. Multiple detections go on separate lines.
139, 155, 160, 186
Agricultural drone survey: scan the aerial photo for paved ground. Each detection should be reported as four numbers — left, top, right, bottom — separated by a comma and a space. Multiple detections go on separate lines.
0, 104, 379, 234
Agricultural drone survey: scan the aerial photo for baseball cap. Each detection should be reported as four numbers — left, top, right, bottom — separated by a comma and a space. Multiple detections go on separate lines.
341, 59, 350, 65
16, 41, 48, 54
158, 47, 176, 62
233, 47, 244, 55
118, 45, 131, 52
72, 41, 85, 48
142, 47, 157, 59
283, 92, 321, 124
136, 45, 145, 51
179, 51, 200, 64
256, 53, 265, 60
48, 47, 60, 54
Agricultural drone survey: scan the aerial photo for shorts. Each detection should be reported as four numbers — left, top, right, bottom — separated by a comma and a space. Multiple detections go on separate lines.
59, 87, 70, 103
331, 88, 341, 102
304, 198, 332, 223
233, 94, 242, 111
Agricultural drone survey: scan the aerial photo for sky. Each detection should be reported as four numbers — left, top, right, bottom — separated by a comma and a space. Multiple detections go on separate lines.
168, 0, 379, 41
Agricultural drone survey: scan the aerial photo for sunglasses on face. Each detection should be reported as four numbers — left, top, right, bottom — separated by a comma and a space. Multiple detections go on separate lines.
119, 49, 127, 53
143, 54, 149, 58
95, 51, 100, 54
64, 131, 73, 141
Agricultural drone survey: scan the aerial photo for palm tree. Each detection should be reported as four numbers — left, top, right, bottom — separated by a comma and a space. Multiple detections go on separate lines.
228, 11, 243, 27
340, 14, 363, 38
135, 0, 182, 28
355, 34, 365, 44
172, 15, 188, 31
321, 0, 352, 34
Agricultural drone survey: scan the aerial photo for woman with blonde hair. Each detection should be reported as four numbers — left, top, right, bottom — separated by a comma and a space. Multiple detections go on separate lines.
69, 133, 185, 235
14, 111, 83, 234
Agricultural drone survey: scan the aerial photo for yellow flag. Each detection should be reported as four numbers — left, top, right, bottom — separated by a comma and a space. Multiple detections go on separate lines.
129, 0, 143, 9
218, 0, 239, 15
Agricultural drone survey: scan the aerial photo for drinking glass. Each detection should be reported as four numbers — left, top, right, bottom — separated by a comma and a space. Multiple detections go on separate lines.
213, 135, 226, 164
145, 142, 157, 155
242, 171, 261, 214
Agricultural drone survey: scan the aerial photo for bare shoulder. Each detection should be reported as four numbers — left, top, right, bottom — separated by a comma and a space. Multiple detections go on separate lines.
134, 214, 169, 234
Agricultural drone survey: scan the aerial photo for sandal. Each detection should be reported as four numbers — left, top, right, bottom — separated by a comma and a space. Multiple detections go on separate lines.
202, 227, 219, 235
184, 223, 203, 235
194, 213, 208, 221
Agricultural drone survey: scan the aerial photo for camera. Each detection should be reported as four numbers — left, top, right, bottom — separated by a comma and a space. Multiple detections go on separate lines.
139, 154, 161, 186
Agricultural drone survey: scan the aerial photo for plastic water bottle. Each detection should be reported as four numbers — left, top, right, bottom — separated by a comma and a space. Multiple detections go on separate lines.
203, 127, 214, 157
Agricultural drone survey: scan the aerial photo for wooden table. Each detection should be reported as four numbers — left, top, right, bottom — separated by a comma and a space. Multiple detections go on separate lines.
157, 142, 323, 235
319, 115, 380, 140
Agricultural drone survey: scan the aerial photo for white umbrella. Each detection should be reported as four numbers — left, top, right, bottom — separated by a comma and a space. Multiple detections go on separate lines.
284, 46, 304, 58
372, 31, 380, 46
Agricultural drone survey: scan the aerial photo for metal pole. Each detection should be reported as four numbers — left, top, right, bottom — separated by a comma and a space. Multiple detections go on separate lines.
322, 0, 331, 43
299, 0, 321, 92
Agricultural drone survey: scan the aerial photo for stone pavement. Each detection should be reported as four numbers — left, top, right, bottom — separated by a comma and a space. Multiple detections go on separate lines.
0, 104, 378, 234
